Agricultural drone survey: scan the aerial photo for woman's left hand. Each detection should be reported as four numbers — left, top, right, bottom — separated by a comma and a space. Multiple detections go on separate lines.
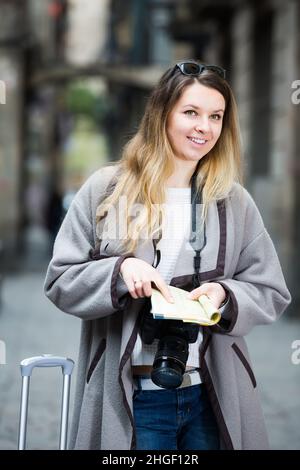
187, 282, 226, 309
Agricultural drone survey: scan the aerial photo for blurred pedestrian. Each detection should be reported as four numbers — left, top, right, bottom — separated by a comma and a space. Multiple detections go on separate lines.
44, 60, 291, 450
45, 187, 64, 248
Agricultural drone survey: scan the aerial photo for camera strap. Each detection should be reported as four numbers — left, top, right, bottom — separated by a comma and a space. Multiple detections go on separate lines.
152, 170, 206, 284
190, 172, 206, 288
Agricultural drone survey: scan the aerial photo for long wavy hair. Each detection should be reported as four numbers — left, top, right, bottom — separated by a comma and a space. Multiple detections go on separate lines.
96, 62, 243, 254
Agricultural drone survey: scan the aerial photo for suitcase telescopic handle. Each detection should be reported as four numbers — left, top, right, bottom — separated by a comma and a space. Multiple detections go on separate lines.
18, 355, 75, 450
20, 355, 74, 376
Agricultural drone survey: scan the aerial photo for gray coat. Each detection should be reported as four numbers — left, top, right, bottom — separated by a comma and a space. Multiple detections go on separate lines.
44, 163, 291, 450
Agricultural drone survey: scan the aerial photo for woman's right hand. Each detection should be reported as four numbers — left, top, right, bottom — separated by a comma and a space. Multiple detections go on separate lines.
120, 257, 174, 303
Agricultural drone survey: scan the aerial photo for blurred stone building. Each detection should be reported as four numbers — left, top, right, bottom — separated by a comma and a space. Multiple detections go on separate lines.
0, 0, 299, 313
101, 0, 300, 313
0, 0, 27, 263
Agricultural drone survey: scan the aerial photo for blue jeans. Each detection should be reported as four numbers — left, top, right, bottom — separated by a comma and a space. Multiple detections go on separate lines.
133, 384, 220, 450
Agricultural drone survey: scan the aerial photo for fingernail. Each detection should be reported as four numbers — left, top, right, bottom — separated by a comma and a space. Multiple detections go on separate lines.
170, 297, 174, 303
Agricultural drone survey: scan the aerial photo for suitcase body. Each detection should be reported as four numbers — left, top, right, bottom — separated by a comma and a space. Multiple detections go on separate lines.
18, 355, 74, 450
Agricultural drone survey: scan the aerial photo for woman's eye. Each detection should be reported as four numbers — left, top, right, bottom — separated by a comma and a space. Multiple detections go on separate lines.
211, 114, 222, 120
184, 110, 197, 116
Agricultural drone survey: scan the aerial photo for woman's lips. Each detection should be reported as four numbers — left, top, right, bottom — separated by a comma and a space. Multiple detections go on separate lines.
187, 136, 207, 146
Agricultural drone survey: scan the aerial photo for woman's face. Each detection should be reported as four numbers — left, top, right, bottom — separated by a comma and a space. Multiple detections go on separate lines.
166, 82, 225, 164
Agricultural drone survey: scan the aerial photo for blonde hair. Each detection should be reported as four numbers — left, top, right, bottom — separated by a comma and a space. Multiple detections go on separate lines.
96, 64, 243, 254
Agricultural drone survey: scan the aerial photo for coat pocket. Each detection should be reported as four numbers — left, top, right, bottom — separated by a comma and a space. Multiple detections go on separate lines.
232, 342, 257, 388
86, 338, 106, 384
89, 240, 112, 261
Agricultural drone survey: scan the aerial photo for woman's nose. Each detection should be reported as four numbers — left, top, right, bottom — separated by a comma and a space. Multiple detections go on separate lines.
195, 118, 211, 134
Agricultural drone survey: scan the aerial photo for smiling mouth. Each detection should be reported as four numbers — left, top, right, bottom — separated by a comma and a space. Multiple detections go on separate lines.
187, 137, 208, 145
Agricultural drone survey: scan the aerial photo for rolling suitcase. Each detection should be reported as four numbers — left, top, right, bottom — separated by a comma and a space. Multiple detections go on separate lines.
18, 354, 74, 450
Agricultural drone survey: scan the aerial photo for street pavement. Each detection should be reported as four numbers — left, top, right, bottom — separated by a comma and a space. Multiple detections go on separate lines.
0, 269, 80, 450
0, 229, 299, 449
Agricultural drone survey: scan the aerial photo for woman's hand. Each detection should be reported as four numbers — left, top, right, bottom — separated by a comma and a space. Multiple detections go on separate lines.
187, 282, 226, 309
120, 257, 174, 303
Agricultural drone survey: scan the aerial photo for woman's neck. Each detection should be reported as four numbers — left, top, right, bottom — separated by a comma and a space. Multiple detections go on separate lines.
166, 161, 198, 188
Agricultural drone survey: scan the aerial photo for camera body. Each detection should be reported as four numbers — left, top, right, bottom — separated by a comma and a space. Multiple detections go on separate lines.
140, 301, 199, 389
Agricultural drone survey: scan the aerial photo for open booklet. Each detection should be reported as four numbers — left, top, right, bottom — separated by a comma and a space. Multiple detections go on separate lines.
150, 285, 221, 326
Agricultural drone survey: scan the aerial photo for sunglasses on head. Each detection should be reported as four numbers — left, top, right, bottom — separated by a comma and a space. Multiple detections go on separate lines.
176, 61, 226, 79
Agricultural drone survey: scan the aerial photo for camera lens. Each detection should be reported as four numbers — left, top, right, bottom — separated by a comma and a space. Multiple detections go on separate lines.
151, 335, 188, 389
151, 358, 184, 388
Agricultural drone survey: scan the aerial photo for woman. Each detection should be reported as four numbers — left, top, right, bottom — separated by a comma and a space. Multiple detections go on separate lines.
44, 60, 291, 450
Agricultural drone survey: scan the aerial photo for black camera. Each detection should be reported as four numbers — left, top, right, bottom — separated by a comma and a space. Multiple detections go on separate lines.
140, 300, 199, 389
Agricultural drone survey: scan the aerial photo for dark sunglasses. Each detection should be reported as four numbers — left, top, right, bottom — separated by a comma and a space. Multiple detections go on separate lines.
176, 61, 226, 79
